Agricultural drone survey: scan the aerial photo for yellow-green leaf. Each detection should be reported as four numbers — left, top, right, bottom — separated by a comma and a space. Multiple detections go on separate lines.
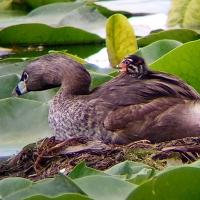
106, 14, 137, 67
0, 0, 12, 10
167, 0, 200, 29
167, 0, 189, 27
183, 0, 200, 29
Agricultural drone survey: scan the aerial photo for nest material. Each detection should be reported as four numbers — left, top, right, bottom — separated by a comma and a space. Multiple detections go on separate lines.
1, 136, 200, 180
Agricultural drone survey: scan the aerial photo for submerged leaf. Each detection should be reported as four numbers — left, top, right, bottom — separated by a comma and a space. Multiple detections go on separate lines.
106, 14, 137, 67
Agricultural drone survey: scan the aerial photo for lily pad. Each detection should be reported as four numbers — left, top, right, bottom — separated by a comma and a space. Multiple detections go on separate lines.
0, 74, 19, 99
90, 71, 113, 89
150, 39, 200, 92
0, 2, 84, 29
25, 194, 92, 200
136, 39, 182, 64
105, 161, 154, 185
0, 2, 106, 46
0, 177, 32, 198
24, 0, 75, 9
127, 166, 200, 200
58, 6, 106, 38
4, 175, 84, 200
137, 29, 200, 47
69, 162, 106, 179
0, 24, 104, 46
0, 97, 50, 156
75, 175, 136, 200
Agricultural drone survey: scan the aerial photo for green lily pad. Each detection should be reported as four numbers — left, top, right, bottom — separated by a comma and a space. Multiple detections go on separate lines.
0, 2, 84, 29
136, 39, 182, 64
0, 177, 32, 198
4, 175, 84, 200
0, 74, 19, 99
137, 29, 200, 47
0, 97, 50, 156
25, 194, 92, 200
0, 58, 28, 75
150, 39, 200, 92
24, 0, 75, 9
75, 175, 136, 200
58, 6, 106, 38
0, 24, 103, 46
69, 162, 106, 179
127, 166, 200, 200
90, 71, 113, 89
0, 3, 106, 46
105, 161, 154, 185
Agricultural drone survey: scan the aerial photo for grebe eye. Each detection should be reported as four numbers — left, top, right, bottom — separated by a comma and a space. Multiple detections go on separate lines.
23, 72, 29, 81
124, 60, 130, 65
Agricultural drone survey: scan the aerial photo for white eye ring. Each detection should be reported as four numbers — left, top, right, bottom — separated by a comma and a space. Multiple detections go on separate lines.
23, 72, 29, 81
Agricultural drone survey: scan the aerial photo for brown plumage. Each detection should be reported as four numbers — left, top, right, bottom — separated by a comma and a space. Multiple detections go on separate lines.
13, 53, 200, 144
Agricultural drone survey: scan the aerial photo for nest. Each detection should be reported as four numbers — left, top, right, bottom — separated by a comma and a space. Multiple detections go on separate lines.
1, 136, 200, 180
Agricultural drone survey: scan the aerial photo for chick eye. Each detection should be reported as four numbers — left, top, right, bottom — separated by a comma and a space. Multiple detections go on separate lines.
124, 60, 130, 65
23, 72, 29, 81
